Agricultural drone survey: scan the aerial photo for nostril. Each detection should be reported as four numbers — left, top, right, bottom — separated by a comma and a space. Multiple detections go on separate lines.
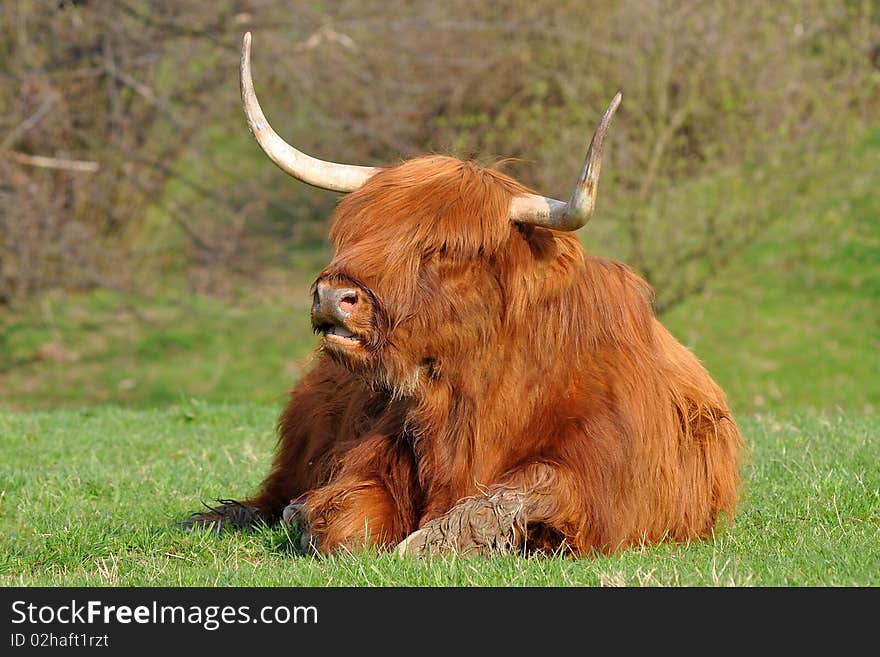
338, 292, 358, 314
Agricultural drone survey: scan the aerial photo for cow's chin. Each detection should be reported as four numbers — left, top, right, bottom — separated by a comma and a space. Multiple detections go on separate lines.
322, 338, 423, 398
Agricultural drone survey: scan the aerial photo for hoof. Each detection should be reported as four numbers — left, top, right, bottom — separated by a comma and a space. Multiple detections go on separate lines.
282, 501, 317, 555
396, 528, 428, 557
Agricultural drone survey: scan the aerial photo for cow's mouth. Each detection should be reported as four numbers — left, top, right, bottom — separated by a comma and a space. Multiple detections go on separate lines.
320, 324, 364, 347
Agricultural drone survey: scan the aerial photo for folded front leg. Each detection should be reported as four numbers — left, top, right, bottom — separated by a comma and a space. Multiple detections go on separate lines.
397, 487, 528, 556
285, 432, 421, 555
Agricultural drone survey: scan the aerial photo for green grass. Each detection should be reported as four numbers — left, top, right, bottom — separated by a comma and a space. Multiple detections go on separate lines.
0, 288, 320, 410
661, 127, 880, 417
0, 406, 876, 586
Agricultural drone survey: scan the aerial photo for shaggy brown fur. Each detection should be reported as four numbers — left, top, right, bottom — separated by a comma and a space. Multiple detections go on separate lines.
185, 155, 744, 557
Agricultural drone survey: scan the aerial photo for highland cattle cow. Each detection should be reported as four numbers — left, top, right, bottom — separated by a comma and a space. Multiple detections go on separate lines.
185, 33, 744, 557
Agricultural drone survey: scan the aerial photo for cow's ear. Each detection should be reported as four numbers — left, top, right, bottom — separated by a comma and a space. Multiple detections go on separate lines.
514, 222, 535, 238
516, 223, 560, 263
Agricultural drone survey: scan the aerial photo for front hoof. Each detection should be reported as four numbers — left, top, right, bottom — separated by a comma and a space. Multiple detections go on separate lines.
396, 519, 469, 557
282, 501, 317, 555
396, 528, 429, 557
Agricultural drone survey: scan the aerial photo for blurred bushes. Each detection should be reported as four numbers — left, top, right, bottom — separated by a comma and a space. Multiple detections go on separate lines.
1, 0, 878, 306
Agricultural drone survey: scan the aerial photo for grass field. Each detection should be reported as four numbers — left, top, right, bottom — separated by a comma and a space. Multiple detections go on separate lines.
0, 128, 878, 586
1, 407, 876, 586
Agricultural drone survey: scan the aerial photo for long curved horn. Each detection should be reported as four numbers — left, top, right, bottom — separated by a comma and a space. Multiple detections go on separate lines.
510, 92, 621, 231
240, 32, 377, 192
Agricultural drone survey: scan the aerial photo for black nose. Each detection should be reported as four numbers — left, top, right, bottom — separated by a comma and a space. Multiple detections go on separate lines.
312, 282, 359, 326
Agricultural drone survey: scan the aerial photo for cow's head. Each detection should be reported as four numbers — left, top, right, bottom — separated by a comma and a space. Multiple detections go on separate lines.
240, 33, 620, 393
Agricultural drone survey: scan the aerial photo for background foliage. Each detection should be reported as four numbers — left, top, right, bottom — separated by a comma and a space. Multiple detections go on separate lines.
2, 0, 878, 306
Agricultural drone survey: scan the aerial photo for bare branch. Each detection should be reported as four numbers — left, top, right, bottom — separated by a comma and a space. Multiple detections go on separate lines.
4, 150, 100, 173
